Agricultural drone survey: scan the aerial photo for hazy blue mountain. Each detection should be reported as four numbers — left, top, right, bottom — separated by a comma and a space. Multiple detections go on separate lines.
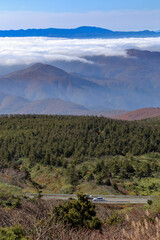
0, 26, 160, 38
0, 91, 126, 116
0, 63, 105, 109
52, 49, 160, 109
0, 49, 160, 111
16, 98, 126, 116
16, 98, 88, 115
0, 91, 29, 114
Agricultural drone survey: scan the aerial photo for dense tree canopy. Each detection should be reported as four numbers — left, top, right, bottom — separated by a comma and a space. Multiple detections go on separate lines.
0, 115, 160, 169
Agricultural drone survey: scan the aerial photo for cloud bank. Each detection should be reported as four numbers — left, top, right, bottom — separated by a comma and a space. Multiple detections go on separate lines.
0, 37, 160, 66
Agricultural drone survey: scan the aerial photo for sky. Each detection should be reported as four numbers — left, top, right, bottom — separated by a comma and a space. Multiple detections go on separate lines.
1, 0, 160, 12
0, 0, 159, 30
0, 0, 159, 68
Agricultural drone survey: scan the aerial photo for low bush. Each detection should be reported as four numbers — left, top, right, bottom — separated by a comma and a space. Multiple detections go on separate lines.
0, 193, 21, 208
0, 225, 27, 240
107, 212, 124, 226
53, 193, 101, 229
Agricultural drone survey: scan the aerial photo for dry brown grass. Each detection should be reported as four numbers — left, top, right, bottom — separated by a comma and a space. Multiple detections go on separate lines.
122, 210, 160, 240
0, 199, 160, 240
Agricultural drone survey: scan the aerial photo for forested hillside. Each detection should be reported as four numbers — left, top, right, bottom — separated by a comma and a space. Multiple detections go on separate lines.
0, 115, 160, 166
0, 115, 160, 196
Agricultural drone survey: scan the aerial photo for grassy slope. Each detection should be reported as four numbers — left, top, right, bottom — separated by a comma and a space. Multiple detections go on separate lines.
1, 153, 160, 196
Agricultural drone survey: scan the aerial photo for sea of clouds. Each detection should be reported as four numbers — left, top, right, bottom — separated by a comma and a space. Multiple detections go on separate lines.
0, 37, 160, 66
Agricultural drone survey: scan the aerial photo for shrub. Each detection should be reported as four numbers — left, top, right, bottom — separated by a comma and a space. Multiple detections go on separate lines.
0, 225, 27, 240
87, 216, 101, 229
53, 193, 101, 229
96, 174, 103, 185
107, 212, 124, 226
86, 173, 94, 182
145, 198, 160, 215
113, 183, 118, 190
105, 178, 112, 186
147, 199, 153, 205
0, 193, 21, 209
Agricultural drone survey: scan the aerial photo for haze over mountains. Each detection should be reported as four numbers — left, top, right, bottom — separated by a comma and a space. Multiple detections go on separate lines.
0, 63, 104, 108
0, 26, 160, 38
51, 48, 160, 110
0, 92, 126, 117
0, 92, 29, 114
0, 48, 160, 117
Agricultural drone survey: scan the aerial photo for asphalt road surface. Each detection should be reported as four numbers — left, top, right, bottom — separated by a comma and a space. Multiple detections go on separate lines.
26, 193, 154, 204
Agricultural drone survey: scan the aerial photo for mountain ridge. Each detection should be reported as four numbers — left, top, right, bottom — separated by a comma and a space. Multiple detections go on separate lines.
0, 26, 160, 38
0, 63, 104, 108
0, 91, 126, 117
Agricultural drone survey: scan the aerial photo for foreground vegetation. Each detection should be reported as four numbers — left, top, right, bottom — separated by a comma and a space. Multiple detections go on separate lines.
0, 193, 160, 239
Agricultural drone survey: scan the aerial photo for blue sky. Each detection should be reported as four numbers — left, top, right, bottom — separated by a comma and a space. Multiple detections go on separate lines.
1, 0, 160, 12
0, 0, 159, 30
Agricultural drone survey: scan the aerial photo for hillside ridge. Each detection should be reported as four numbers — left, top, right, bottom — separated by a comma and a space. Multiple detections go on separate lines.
0, 26, 160, 38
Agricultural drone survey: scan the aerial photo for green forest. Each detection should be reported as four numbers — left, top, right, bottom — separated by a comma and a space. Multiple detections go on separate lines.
0, 115, 160, 195
0, 115, 160, 164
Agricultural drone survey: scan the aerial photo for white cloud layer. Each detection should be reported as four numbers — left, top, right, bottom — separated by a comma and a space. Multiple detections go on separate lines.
0, 37, 160, 66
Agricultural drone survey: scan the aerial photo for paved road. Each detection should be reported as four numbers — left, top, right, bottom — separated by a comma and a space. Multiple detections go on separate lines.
26, 193, 154, 204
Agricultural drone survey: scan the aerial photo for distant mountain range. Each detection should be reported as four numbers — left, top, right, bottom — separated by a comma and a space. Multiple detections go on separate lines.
0, 63, 104, 108
0, 92, 126, 117
0, 92, 29, 114
0, 63, 125, 115
0, 48, 160, 117
0, 26, 160, 38
51, 48, 160, 110
0, 93, 87, 115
